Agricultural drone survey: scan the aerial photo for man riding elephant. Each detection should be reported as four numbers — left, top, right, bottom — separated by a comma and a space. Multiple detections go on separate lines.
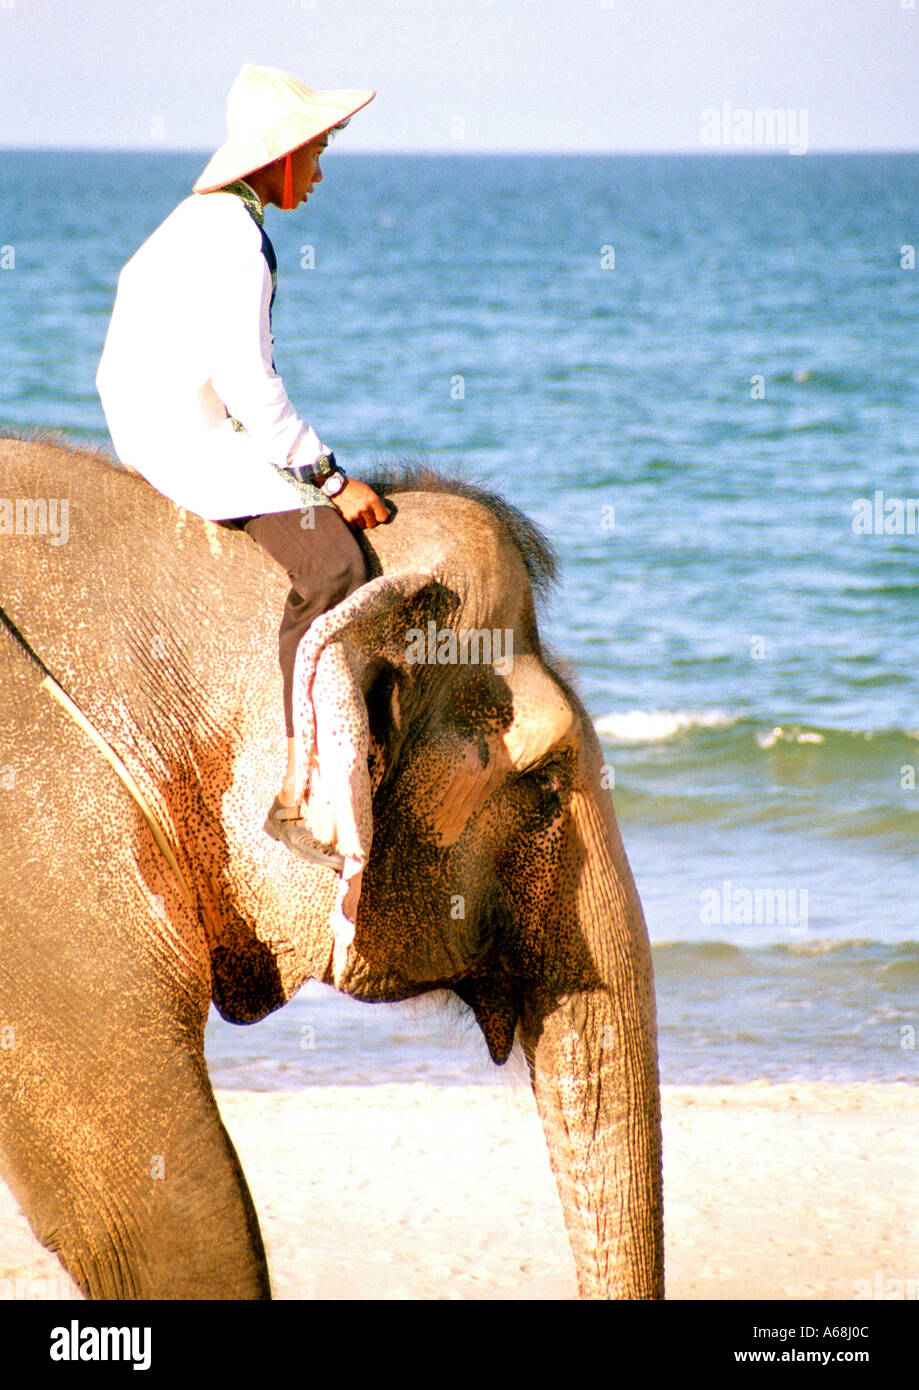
96, 63, 389, 870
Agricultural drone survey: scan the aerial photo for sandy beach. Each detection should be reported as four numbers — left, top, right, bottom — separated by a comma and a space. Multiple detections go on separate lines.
1, 1080, 917, 1300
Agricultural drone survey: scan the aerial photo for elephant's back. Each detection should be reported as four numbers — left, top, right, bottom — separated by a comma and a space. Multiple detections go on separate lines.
0, 435, 287, 730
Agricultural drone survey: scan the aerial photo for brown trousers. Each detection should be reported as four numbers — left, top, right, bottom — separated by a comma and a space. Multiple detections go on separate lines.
222, 507, 368, 736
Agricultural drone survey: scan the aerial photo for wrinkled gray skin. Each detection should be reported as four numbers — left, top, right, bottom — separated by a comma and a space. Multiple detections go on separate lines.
0, 437, 663, 1299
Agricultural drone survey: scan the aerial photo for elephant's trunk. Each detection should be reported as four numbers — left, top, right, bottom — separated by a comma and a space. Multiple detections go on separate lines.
520, 786, 664, 1299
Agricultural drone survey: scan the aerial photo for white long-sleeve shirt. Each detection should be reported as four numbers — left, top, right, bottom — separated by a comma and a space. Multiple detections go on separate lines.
96, 187, 331, 520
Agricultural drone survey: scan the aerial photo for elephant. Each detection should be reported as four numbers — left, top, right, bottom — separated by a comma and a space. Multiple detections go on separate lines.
0, 433, 663, 1300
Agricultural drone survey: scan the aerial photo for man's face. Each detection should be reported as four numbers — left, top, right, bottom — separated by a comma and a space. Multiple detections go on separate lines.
289, 134, 328, 206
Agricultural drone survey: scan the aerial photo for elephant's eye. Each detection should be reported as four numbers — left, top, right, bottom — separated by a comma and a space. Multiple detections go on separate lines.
529, 765, 556, 791
522, 760, 566, 814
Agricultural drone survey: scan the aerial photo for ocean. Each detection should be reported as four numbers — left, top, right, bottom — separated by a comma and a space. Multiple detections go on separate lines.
1, 148, 917, 1084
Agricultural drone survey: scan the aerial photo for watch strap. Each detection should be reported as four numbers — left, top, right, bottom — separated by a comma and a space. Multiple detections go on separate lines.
320, 465, 348, 498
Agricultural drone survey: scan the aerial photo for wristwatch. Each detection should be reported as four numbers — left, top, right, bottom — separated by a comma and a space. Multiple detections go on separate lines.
317, 455, 347, 498
284, 450, 347, 496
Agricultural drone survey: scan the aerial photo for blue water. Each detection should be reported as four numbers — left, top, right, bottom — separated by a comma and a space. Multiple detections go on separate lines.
2, 149, 917, 1082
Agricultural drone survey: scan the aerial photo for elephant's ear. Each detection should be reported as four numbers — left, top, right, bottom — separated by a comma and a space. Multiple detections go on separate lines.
290, 571, 436, 982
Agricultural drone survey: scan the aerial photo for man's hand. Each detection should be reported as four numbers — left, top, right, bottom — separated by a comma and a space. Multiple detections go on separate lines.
330, 477, 390, 529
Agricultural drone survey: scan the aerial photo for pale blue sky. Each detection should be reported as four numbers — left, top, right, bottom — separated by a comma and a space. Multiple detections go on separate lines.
0, 0, 916, 153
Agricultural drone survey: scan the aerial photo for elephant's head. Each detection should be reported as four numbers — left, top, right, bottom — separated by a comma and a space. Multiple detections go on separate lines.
290, 472, 664, 1298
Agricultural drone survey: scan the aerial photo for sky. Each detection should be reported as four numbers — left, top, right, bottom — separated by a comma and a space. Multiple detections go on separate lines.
0, 0, 916, 154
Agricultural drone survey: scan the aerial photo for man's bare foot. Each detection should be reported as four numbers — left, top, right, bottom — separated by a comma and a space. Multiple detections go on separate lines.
263, 797, 344, 871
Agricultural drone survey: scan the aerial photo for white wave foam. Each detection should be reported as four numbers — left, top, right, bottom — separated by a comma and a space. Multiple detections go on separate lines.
594, 708, 736, 743
756, 726, 826, 749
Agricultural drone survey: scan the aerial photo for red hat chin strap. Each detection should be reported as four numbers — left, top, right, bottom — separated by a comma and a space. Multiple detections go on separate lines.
281, 152, 295, 210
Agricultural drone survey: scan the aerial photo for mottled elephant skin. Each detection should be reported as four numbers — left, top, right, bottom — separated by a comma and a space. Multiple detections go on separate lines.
0, 436, 664, 1299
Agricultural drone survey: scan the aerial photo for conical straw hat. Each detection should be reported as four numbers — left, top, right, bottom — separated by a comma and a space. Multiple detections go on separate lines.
193, 63, 374, 194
